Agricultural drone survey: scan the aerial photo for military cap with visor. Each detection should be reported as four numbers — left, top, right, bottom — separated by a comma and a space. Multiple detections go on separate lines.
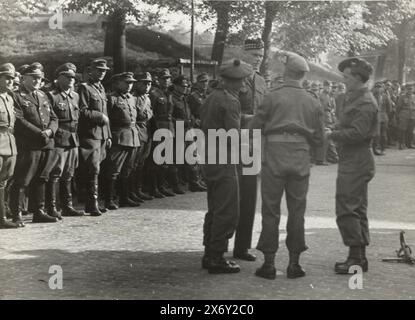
55, 62, 77, 78
158, 68, 172, 79
135, 72, 152, 82
90, 58, 110, 70
0, 63, 16, 78
111, 72, 137, 83
21, 62, 45, 78
172, 75, 189, 87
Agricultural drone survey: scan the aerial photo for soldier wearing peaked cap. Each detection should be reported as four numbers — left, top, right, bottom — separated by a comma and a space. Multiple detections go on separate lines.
188, 73, 209, 127
0, 63, 19, 228
148, 68, 175, 198
396, 82, 415, 149
250, 51, 324, 280
101, 72, 141, 210
129, 72, 154, 202
46, 63, 84, 218
10, 62, 59, 225
77, 58, 112, 216
200, 59, 252, 275
327, 57, 378, 274
232, 39, 268, 263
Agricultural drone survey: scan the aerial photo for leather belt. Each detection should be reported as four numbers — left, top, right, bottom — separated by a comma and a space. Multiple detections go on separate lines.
266, 133, 307, 143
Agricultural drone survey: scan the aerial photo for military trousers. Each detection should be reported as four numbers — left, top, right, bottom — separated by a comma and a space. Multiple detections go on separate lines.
335, 146, 375, 247
103, 145, 138, 180
203, 169, 240, 254
234, 165, 257, 253
79, 139, 107, 178
13, 149, 58, 187
257, 140, 311, 254
0, 155, 16, 189
50, 147, 79, 181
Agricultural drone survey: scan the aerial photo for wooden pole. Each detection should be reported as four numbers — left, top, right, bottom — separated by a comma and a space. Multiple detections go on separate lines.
190, 0, 195, 82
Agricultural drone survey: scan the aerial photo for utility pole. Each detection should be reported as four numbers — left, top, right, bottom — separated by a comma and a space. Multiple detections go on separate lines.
190, 0, 195, 83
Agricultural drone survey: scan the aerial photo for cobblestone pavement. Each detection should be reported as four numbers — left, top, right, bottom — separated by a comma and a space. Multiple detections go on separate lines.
1, 148, 415, 300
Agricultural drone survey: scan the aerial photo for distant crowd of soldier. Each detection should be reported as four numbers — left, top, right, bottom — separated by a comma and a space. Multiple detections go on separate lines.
0, 59, 211, 229
300, 78, 415, 161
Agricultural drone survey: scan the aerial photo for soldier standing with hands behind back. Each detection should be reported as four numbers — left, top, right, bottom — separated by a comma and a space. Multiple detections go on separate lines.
250, 52, 324, 280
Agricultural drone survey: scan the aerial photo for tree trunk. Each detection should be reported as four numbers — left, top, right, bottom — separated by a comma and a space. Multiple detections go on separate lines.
397, 21, 408, 84
103, 18, 114, 57
260, 2, 278, 75
374, 53, 387, 80
112, 10, 127, 73
211, 2, 231, 65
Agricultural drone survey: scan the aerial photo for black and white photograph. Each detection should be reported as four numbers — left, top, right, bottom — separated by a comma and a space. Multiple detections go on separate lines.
0, 0, 415, 304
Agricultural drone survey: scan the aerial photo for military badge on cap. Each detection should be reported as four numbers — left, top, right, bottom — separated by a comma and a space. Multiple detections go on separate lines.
136, 72, 152, 82
22, 62, 45, 78
55, 62, 77, 78
338, 57, 373, 80
111, 72, 137, 82
159, 68, 172, 79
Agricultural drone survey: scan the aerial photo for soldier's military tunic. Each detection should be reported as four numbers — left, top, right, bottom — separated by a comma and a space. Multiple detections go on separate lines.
13, 87, 58, 187
201, 85, 241, 254
235, 71, 267, 254
104, 91, 140, 179
150, 86, 174, 133
0, 91, 17, 189
187, 89, 206, 126
330, 87, 378, 247
250, 80, 324, 254
134, 92, 153, 187
396, 92, 415, 147
171, 89, 199, 186
47, 88, 80, 181
78, 80, 111, 175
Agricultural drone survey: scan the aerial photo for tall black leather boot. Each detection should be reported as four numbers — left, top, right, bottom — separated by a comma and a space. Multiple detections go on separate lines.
119, 178, 140, 207
46, 178, 62, 220
10, 185, 25, 227
32, 181, 58, 223
104, 178, 119, 210
85, 175, 103, 216
60, 180, 84, 217
0, 188, 18, 229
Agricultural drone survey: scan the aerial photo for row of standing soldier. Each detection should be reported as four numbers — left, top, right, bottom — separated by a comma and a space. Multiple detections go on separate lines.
0, 59, 209, 229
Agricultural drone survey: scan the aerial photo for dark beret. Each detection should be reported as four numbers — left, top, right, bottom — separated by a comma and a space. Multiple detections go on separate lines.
338, 57, 373, 79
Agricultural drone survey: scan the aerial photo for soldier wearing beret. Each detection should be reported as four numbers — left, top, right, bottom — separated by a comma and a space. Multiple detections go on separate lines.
47, 63, 84, 218
10, 62, 59, 225
129, 72, 154, 202
232, 38, 268, 262
102, 72, 141, 209
148, 68, 175, 198
200, 59, 252, 274
171, 75, 206, 193
327, 57, 378, 274
77, 58, 112, 216
396, 83, 415, 149
250, 51, 324, 280
0, 64, 19, 228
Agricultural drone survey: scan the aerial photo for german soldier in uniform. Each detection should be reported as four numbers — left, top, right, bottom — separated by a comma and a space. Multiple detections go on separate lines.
0, 63, 19, 228
234, 38, 268, 262
171, 75, 205, 192
148, 68, 175, 197
201, 59, 253, 274
47, 63, 84, 217
250, 52, 324, 280
103, 72, 141, 209
78, 59, 112, 216
130, 72, 154, 202
328, 58, 378, 274
11, 62, 59, 224
188, 73, 209, 128
396, 83, 415, 149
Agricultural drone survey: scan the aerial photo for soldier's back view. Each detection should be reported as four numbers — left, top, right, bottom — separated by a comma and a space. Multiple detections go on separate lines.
250, 52, 324, 280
